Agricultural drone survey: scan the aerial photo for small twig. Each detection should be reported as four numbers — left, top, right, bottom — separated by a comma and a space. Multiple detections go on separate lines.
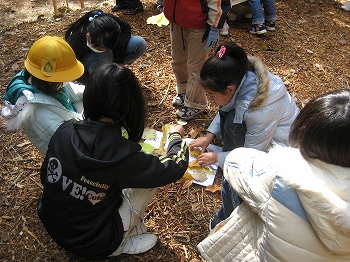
158, 83, 170, 106
282, 18, 306, 33
183, 244, 189, 259
202, 187, 204, 205
29, 174, 43, 188
23, 224, 45, 248
25, 197, 39, 210
6, 145, 20, 160
144, 209, 153, 220
5, 158, 36, 162
13, 173, 23, 185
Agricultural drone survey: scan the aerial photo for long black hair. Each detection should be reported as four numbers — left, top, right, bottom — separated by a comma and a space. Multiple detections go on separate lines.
200, 42, 248, 93
83, 63, 146, 142
65, 10, 120, 49
289, 89, 350, 167
24, 69, 62, 95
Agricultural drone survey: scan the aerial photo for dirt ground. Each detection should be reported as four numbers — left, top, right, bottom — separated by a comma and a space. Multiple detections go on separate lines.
1, 0, 350, 261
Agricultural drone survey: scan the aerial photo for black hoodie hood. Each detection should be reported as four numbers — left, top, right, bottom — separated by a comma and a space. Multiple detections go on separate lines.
69, 119, 141, 171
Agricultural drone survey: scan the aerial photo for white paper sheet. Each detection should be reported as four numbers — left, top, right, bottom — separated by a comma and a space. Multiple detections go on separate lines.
144, 131, 223, 186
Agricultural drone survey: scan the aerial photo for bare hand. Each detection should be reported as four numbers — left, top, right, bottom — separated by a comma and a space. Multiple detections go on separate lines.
189, 137, 208, 153
197, 152, 218, 166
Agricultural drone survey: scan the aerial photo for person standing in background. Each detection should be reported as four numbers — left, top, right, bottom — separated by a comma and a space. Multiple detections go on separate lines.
248, 0, 277, 34
111, 0, 144, 15
163, 0, 231, 120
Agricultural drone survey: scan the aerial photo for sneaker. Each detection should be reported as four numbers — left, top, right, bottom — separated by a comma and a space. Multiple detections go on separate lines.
123, 3, 144, 15
209, 211, 223, 232
176, 106, 204, 120
220, 21, 229, 36
111, 3, 127, 12
341, 2, 350, 11
250, 24, 267, 35
265, 21, 276, 31
111, 233, 157, 256
157, 4, 163, 12
172, 93, 185, 107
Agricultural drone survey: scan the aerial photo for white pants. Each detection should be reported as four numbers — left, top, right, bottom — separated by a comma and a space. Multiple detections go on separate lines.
110, 188, 157, 256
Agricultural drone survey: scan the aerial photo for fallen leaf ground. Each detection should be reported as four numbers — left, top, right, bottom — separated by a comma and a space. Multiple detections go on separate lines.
1, 0, 350, 261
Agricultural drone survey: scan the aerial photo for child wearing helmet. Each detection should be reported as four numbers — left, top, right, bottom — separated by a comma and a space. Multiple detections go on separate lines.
65, 10, 146, 84
1, 36, 85, 155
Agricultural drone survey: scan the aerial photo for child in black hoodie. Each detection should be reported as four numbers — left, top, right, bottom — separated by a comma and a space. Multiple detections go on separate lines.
38, 63, 188, 259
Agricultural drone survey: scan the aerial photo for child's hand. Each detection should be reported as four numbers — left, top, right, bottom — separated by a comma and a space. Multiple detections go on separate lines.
169, 125, 185, 137
189, 132, 215, 153
197, 152, 218, 166
189, 137, 209, 153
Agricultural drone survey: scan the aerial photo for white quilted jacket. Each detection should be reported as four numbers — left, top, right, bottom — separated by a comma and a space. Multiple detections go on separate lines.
198, 147, 350, 261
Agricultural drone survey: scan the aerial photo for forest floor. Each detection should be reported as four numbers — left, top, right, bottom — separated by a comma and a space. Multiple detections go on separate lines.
1, 0, 350, 261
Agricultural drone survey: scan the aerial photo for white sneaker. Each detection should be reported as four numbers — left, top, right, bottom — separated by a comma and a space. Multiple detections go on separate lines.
111, 233, 157, 256
220, 21, 229, 36
341, 2, 350, 11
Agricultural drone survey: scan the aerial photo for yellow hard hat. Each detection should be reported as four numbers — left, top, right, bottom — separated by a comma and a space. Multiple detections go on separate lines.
24, 36, 84, 82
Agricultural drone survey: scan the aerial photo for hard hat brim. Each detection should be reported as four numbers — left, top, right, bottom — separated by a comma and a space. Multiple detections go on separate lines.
24, 59, 84, 83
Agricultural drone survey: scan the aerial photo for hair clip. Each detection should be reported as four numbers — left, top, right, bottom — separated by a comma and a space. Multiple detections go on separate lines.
216, 45, 226, 59
89, 11, 103, 22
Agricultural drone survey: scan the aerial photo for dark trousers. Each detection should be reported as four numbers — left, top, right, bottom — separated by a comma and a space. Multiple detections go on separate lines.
218, 109, 246, 220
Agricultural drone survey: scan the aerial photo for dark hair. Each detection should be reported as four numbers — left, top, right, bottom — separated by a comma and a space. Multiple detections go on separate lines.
65, 10, 120, 49
24, 69, 62, 95
289, 89, 350, 167
83, 63, 146, 142
200, 42, 248, 94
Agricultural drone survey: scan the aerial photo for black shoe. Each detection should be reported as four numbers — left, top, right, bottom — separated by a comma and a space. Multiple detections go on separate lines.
172, 93, 185, 107
265, 21, 276, 31
176, 106, 204, 120
123, 3, 144, 15
111, 3, 127, 12
250, 23, 267, 35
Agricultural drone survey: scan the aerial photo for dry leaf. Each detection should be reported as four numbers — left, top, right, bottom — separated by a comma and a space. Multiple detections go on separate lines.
188, 159, 214, 175
212, 220, 227, 234
188, 159, 200, 168
339, 38, 347, 45
142, 127, 156, 140
205, 184, 221, 193
147, 102, 158, 107
11, 62, 19, 71
191, 170, 207, 182
177, 119, 187, 125
188, 128, 199, 139
16, 141, 32, 147
189, 148, 201, 158
182, 170, 193, 180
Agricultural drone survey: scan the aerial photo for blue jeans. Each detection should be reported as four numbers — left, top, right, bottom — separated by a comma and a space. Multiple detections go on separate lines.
217, 109, 245, 220
217, 177, 243, 220
123, 35, 147, 65
83, 49, 113, 75
83, 35, 146, 74
248, 0, 277, 24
